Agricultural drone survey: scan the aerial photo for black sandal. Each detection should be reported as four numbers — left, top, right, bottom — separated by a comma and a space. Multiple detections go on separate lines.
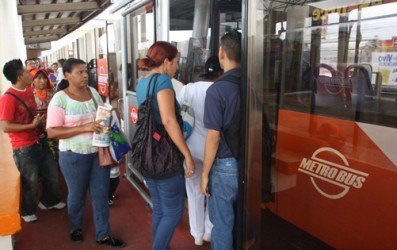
70, 229, 83, 243
96, 235, 126, 248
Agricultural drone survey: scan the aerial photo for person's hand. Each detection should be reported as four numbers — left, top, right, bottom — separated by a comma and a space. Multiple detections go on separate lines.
83, 121, 103, 133
201, 173, 210, 197
31, 114, 44, 128
184, 156, 195, 178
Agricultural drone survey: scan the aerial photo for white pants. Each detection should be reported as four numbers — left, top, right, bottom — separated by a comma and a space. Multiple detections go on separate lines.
186, 161, 213, 240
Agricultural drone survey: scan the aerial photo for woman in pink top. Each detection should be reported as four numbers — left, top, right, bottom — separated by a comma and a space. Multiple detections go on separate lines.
46, 58, 125, 248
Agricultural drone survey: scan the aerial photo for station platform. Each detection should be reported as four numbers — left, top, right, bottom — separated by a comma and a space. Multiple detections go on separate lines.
11, 163, 209, 250
0, 128, 210, 250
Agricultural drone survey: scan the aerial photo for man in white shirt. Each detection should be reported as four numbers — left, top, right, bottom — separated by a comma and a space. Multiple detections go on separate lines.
178, 56, 223, 246
56, 59, 65, 84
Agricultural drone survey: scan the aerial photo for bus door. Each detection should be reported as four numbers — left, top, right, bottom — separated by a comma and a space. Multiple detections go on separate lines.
246, 0, 397, 248
168, 0, 242, 84
168, 0, 244, 248
121, 0, 155, 206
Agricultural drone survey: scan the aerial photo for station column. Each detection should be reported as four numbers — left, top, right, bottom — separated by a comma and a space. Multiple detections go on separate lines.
0, 1, 25, 250
0, 0, 27, 94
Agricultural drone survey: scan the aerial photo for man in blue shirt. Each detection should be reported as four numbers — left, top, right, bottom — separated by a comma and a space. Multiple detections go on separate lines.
201, 31, 241, 249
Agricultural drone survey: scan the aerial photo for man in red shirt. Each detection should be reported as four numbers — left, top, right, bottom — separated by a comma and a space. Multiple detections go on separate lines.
0, 59, 65, 223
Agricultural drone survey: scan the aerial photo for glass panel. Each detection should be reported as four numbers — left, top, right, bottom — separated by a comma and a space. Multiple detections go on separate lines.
107, 21, 123, 102
126, 3, 155, 92
170, 0, 211, 84
247, 0, 397, 248
78, 36, 87, 62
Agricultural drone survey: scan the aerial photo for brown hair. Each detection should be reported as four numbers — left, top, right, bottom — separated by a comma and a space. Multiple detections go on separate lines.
138, 41, 178, 70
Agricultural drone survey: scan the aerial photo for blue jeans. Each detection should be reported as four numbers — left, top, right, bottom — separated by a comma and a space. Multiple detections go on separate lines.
59, 151, 110, 240
208, 158, 238, 250
145, 173, 185, 250
13, 140, 61, 216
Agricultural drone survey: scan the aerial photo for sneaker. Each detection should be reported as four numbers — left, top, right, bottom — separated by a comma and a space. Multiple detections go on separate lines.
38, 201, 66, 210
96, 236, 126, 248
194, 238, 203, 246
21, 214, 38, 223
70, 229, 83, 243
203, 234, 211, 242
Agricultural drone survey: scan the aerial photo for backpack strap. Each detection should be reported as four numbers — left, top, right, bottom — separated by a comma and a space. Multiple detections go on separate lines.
216, 73, 241, 85
4, 91, 35, 119
215, 73, 242, 159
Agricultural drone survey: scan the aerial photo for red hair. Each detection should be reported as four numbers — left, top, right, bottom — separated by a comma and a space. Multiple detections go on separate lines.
138, 41, 178, 70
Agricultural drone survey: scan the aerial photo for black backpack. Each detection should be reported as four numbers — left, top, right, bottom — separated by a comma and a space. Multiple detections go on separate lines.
216, 73, 241, 159
131, 74, 184, 179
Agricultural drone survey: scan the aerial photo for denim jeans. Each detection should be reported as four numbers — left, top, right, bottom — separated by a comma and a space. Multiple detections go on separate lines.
145, 173, 185, 250
208, 157, 239, 250
13, 139, 61, 216
59, 151, 110, 240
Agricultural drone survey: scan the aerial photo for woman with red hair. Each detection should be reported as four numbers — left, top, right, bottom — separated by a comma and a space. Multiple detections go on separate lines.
135, 41, 195, 250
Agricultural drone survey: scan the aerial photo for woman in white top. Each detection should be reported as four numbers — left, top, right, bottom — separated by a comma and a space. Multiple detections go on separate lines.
178, 56, 223, 246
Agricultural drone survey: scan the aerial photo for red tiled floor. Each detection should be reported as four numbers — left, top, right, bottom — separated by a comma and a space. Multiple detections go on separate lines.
13, 167, 210, 250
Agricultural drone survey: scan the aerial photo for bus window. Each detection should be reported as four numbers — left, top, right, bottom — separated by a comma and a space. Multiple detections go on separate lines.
126, 3, 155, 92
278, 1, 397, 128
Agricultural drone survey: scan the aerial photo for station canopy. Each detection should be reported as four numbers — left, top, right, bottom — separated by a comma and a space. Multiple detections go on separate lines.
18, 0, 112, 48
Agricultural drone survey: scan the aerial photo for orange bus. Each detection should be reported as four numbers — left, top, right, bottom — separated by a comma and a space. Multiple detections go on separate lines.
246, 0, 397, 248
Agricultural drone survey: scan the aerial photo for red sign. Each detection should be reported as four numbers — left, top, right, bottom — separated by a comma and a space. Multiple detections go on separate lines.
97, 58, 109, 96
129, 106, 138, 124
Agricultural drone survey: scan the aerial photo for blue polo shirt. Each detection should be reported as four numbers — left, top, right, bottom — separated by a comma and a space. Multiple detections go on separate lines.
136, 73, 175, 124
204, 68, 241, 158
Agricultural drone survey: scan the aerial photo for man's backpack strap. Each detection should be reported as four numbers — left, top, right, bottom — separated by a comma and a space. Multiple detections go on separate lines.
216, 73, 241, 85
216, 73, 242, 159
4, 92, 35, 119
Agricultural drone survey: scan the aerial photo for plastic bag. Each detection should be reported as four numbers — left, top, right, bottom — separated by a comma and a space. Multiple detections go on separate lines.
179, 83, 195, 139
181, 104, 194, 139
109, 111, 131, 162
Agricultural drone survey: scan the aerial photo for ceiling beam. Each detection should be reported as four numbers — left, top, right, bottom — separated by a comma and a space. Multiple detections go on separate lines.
18, 2, 100, 15
24, 28, 67, 37
25, 35, 59, 44
22, 17, 80, 27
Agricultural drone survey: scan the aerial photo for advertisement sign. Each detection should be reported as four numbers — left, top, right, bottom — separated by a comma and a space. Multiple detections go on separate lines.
371, 52, 397, 85
97, 58, 109, 96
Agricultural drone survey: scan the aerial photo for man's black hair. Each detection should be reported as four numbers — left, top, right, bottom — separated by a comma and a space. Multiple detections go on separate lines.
63, 58, 86, 74
56, 79, 69, 92
3, 59, 24, 84
220, 30, 241, 63
58, 58, 66, 67
24, 57, 36, 66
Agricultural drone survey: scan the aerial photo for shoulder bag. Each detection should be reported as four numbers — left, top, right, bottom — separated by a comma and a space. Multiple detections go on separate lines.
5, 91, 47, 138
131, 74, 184, 179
